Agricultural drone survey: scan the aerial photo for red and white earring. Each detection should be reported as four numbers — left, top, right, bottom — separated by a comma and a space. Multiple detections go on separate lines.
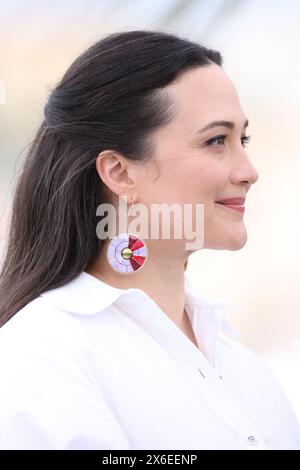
106, 233, 148, 275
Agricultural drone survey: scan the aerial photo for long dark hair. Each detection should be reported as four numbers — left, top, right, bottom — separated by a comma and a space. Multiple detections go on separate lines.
0, 30, 222, 327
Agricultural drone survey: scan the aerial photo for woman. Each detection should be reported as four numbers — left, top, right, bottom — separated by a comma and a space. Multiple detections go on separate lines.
0, 30, 299, 450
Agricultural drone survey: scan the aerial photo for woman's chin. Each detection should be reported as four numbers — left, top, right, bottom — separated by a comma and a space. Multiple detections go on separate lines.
227, 235, 248, 250
204, 231, 248, 250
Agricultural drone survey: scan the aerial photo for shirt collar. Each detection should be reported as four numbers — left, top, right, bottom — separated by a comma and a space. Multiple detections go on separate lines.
39, 270, 243, 365
40, 270, 153, 314
183, 283, 243, 365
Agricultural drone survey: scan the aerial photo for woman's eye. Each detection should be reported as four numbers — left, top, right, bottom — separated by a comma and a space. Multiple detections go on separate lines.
206, 134, 252, 148
206, 135, 226, 146
241, 134, 251, 147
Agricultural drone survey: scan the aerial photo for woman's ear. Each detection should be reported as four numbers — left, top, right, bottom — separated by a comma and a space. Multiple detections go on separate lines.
95, 149, 135, 198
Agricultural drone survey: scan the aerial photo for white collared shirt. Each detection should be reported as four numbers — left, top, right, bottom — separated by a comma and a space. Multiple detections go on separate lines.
0, 271, 299, 450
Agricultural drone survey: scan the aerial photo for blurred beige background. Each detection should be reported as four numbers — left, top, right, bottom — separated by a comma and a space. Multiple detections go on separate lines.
1, 0, 300, 416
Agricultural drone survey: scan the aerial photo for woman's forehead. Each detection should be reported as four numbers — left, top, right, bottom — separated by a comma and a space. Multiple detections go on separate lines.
168, 64, 241, 113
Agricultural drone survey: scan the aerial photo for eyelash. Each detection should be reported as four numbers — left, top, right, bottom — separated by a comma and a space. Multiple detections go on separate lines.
206, 134, 252, 148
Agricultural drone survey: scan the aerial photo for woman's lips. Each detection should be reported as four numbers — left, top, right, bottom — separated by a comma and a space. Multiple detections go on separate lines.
215, 202, 245, 213
216, 197, 245, 205
215, 196, 245, 213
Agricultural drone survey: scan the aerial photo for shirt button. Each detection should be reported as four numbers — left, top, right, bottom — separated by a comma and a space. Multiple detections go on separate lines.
247, 435, 258, 446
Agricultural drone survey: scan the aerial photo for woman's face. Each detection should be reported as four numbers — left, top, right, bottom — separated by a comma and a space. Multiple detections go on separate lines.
136, 63, 259, 253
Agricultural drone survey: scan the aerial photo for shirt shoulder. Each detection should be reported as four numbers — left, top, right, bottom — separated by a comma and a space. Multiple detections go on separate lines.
0, 297, 131, 450
0, 296, 83, 358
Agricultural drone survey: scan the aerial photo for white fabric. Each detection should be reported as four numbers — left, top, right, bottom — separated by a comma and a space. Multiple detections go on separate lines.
0, 270, 299, 450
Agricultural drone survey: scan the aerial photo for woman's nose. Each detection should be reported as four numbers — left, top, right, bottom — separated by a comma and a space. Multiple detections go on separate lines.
230, 152, 259, 186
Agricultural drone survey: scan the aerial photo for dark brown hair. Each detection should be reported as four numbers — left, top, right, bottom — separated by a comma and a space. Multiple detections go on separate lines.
0, 29, 222, 327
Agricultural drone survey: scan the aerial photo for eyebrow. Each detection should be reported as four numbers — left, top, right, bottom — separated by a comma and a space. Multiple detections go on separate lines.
195, 119, 249, 135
